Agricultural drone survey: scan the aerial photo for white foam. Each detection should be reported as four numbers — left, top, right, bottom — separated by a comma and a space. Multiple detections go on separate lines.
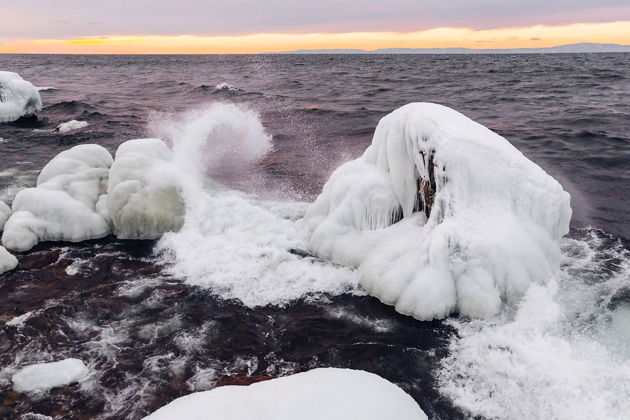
305, 103, 571, 320
143, 368, 426, 420
154, 103, 360, 307
438, 230, 630, 420
0, 71, 42, 123
12, 358, 89, 393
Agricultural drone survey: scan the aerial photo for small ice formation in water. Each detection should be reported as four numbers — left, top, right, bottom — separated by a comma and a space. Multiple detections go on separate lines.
214, 82, 240, 91
306, 103, 572, 320
143, 368, 426, 420
0, 71, 42, 123
0, 245, 18, 274
1, 144, 113, 252
55, 119, 89, 133
12, 358, 89, 393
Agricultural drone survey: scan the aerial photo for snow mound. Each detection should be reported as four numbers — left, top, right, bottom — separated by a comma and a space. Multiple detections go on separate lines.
0, 200, 10, 230
0, 71, 42, 123
108, 138, 185, 239
144, 368, 426, 420
12, 358, 89, 393
1, 144, 112, 252
0, 245, 18, 274
306, 103, 571, 320
55, 119, 89, 133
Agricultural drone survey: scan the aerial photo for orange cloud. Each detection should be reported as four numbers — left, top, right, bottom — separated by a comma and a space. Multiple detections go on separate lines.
2, 21, 629, 54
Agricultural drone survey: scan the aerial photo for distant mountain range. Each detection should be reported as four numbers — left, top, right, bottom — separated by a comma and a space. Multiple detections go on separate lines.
272, 43, 630, 54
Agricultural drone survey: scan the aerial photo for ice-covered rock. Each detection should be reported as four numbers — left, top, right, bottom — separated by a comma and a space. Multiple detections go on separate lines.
0, 200, 10, 231
108, 138, 185, 239
306, 103, 571, 320
0, 245, 18, 274
144, 368, 426, 420
0, 71, 42, 123
55, 119, 89, 133
1, 144, 113, 252
12, 358, 89, 393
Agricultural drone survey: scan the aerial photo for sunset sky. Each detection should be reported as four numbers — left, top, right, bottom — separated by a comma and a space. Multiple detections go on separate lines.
1, 0, 630, 53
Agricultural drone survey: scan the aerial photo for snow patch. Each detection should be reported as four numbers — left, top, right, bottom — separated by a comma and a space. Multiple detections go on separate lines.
144, 368, 426, 420
0, 71, 42, 123
306, 103, 571, 320
12, 358, 89, 393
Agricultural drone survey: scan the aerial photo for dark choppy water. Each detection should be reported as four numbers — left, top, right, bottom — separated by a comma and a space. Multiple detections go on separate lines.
0, 54, 629, 419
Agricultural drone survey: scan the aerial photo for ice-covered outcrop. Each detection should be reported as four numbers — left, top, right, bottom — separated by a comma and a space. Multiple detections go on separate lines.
0, 71, 42, 123
108, 138, 185, 239
55, 119, 89, 133
1, 144, 113, 252
0, 245, 18, 274
12, 358, 89, 392
306, 103, 571, 320
0, 201, 10, 231
144, 368, 426, 420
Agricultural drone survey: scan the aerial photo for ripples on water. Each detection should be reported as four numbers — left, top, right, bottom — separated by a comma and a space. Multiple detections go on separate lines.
0, 54, 629, 419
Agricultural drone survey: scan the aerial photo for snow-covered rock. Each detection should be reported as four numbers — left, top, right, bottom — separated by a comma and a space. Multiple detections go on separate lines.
108, 138, 185, 239
306, 103, 571, 320
0, 245, 18, 274
0, 71, 42, 123
12, 358, 89, 393
1, 144, 113, 252
144, 368, 426, 420
55, 119, 89, 133
0, 200, 10, 231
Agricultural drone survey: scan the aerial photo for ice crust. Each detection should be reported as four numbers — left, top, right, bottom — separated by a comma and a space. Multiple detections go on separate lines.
306, 103, 572, 320
0, 71, 42, 123
0, 245, 18, 274
143, 368, 426, 420
108, 138, 185, 239
12, 358, 89, 393
55, 119, 89, 133
0, 200, 10, 231
1, 144, 113, 252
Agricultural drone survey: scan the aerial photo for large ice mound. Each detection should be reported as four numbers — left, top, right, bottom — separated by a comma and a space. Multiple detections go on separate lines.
12, 358, 89, 393
306, 103, 571, 320
1, 144, 113, 252
108, 138, 185, 239
0, 71, 42, 123
144, 368, 426, 420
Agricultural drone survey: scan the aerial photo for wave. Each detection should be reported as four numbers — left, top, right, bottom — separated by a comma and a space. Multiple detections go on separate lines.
148, 103, 361, 306
438, 227, 630, 420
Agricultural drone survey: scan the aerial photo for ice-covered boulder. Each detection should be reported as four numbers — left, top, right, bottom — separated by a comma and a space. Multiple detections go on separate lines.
1, 144, 113, 252
0, 245, 18, 274
306, 103, 571, 320
0, 200, 10, 231
0, 71, 42, 123
12, 358, 89, 393
108, 138, 185, 239
55, 119, 89, 133
144, 368, 426, 420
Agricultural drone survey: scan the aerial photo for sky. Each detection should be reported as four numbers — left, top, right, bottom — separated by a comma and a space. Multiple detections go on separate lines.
1, 0, 630, 53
